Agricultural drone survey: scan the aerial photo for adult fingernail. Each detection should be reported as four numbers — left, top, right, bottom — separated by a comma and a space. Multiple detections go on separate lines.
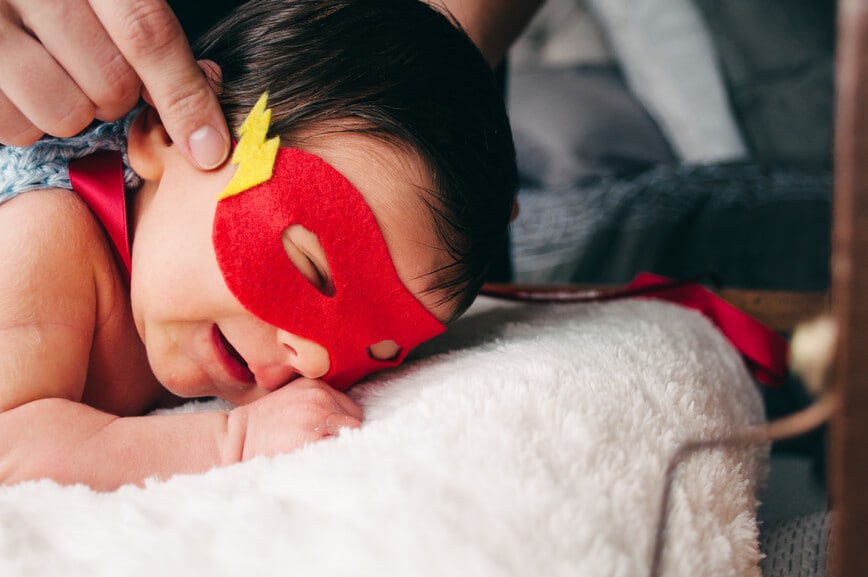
189, 125, 229, 169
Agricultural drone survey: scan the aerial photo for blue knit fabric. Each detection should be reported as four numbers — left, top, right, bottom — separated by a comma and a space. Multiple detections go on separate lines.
0, 110, 142, 204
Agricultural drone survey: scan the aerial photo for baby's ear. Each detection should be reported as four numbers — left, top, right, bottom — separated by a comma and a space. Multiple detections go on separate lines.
198, 60, 223, 94
127, 106, 171, 181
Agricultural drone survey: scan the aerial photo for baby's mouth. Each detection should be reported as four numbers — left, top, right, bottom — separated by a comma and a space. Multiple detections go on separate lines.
212, 325, 256, 383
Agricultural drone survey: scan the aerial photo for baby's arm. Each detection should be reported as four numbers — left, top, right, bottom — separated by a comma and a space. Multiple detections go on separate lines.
0, 399, 237, 490
0, 189, 229, 489
0, 381, 361, 491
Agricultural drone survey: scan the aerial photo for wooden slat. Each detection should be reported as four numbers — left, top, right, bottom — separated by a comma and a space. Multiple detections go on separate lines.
483, 283, 828, 333
829, 0, 868, 575
714, 289, 828, 333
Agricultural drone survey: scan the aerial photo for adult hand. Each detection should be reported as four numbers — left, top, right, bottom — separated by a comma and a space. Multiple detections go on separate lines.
0, 0, 230, 170
433, 0, 547, 67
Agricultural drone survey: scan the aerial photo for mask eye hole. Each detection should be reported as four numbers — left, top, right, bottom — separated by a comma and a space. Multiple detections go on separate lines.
368, 340, 402, 362
281, 224, 335, 297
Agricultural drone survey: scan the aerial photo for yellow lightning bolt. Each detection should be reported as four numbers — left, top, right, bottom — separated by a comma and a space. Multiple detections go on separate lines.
218, 92, 281, 201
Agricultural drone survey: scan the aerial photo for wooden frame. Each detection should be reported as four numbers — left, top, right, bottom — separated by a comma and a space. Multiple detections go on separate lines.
829, 0, 868, 574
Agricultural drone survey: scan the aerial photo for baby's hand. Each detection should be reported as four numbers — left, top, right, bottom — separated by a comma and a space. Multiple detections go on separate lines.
225, 378, 363, 462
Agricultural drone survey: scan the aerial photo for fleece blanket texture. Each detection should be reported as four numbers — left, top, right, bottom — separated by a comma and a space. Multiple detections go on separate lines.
0, 297, 767, 577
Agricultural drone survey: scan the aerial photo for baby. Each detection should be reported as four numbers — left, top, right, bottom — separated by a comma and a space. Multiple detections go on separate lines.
0, 0, 517, 490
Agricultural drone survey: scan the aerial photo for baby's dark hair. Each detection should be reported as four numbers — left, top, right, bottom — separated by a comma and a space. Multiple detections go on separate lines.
193, 0, 517, 321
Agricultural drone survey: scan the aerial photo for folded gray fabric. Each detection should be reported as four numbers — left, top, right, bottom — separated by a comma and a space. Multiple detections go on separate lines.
511, 163, 831, 290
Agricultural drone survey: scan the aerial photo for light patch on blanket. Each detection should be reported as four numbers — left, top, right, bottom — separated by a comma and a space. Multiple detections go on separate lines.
0, 298, 766, 577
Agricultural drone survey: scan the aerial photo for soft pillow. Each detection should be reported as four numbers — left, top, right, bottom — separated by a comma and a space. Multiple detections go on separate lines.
0, 297, 767, 577
584, 0, 748, 163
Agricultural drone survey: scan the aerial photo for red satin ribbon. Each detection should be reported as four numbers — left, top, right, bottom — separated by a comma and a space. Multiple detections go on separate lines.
481, 273, 789, 385
68, 151, 132, 282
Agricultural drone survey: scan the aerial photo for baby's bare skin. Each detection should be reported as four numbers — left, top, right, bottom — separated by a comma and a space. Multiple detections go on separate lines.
0, 89, 457, 489
0, 189, 362, 491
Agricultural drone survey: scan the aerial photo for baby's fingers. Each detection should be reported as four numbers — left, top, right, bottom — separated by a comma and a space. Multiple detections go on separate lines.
316, 413, 362, 438
329, 389, 364, 422
293, 378, 364, 422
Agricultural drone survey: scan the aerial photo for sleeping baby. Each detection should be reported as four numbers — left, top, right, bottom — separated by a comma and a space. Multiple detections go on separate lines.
0, 0, 517, 490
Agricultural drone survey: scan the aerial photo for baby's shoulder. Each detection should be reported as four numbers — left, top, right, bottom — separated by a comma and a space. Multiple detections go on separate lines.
0, 188, 116, 286
0, 189, 129, 412
1, 187, 104, 244
2, 184, 90, 216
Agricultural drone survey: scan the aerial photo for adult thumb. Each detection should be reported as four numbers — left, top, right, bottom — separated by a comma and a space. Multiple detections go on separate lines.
141, 59, 229, 170
154, 69, 230, 171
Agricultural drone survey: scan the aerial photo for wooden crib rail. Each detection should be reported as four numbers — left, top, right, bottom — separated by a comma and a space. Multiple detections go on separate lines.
829, 0, 868, 575
482, 283, 829, 333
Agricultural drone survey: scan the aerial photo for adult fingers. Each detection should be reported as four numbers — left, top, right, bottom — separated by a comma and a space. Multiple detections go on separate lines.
89, 0, 230, 170
0, 10, 95, 142
0, 90, 44, 147
20, 0, 141, 123
141, 60, 223, 107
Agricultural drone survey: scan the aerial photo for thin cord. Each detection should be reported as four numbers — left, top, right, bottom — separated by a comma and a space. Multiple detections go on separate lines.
648, 391, 839, 577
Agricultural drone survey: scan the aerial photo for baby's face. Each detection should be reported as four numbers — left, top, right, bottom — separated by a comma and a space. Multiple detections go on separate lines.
128, 108, 451, 404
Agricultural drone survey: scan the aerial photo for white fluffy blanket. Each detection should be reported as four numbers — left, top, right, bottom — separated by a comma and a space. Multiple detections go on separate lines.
0, 298, 766, 577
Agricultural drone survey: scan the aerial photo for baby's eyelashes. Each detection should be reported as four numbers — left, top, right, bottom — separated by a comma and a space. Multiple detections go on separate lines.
281, 224, 334, 296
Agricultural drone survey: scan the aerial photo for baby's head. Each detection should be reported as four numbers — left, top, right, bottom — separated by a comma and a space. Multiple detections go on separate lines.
127, 0, 516, 397
194, 0, 517, 318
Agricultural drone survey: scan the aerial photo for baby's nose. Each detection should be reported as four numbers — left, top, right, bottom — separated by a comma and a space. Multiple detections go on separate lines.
276, 329, 330, 380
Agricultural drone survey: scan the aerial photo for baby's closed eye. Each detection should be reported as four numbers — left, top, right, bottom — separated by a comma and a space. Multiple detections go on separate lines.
281, 224, 334, 296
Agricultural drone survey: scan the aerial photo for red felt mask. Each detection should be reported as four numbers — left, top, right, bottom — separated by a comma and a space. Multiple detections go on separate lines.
213, 145, 445, 389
